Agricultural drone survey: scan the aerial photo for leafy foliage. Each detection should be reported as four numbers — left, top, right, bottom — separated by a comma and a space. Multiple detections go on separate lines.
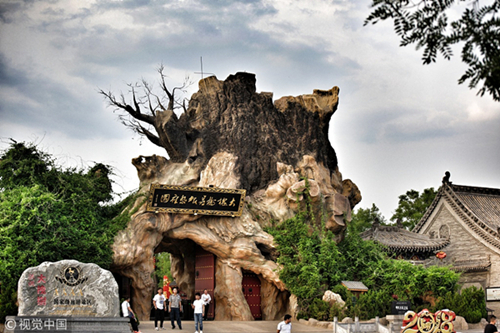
299, 299, 331, 321
0, 142, 133, 322
350, 203, 387, 234
365, 0, 500, 101
390, 188, 437, 230
268, 195, 464, 320
337, 230, 460, 301
155, 252, 173, 285
431, 286, 487, 323
267, 208, 343, 308
266, 180, 344, 310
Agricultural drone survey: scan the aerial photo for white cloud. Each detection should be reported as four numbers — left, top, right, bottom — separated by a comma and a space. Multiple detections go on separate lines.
1, 0, 498, 218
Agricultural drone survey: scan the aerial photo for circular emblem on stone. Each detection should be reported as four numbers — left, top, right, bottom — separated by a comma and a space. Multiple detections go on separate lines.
64, 266, 80, 284
56, 265, 88, 286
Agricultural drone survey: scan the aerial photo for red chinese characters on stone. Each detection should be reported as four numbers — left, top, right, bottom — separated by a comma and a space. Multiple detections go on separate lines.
37, 285, 46, 295
35, 273, 47, 307
37, 274, 46, 284
37, 296, 47, 306
28, 274, 35, 287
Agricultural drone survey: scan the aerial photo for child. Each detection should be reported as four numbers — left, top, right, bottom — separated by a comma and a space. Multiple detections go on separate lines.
191, 292, 205, 333
277, 314, 292, 333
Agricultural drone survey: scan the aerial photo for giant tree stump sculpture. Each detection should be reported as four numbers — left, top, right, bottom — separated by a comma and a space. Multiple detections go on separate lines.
104, 71, 361, 321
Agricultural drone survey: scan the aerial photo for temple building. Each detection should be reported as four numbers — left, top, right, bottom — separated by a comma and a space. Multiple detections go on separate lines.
363, 172, 500, 313
361, 219, 449, 262
413, 172, 500, 312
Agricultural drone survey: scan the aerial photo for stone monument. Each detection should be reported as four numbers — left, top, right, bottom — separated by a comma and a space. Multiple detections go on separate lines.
5, 260, 130, 332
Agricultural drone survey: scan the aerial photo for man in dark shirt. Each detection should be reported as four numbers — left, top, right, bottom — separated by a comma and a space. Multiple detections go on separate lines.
485, 315, 498, 333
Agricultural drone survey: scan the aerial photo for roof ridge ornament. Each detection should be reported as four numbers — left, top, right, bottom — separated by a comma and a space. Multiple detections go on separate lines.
442, 171, 451, 185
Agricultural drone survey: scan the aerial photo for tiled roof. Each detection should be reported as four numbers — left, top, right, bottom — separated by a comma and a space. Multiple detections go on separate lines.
413, 174, 500, 251
341, 281, 368, 291
452, 256, 491, 272
361, 225, 449, 252
452, 185, 500, 230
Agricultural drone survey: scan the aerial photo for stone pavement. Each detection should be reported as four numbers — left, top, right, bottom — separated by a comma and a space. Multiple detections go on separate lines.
131, 320, 489, 333
135, 320, 331, 333
0, 320, 488, 333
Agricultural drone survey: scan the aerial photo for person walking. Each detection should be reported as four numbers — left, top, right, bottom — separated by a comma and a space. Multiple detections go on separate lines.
121, 297, 141, 333
485, 315, 498, 333
153, 288, 167, 331
201, 289, 211, 320
169, 287, 183, 330
191, 292, 205, 333
277, 314, 292, 333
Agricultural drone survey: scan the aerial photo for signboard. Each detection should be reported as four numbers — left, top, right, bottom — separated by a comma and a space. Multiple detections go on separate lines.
486, 287, 500, 301
391, 301, 411, 315
146, 184, 246, 217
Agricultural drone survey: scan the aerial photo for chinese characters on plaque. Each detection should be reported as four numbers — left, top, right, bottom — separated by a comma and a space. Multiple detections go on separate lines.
146, 184, 246, 217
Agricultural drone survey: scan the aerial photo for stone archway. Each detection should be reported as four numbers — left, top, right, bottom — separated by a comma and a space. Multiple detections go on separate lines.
108, 72, 361, 320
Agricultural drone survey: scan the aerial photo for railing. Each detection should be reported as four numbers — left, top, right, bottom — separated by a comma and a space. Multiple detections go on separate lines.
334, 310, 456, 333
333, 317, 403, 333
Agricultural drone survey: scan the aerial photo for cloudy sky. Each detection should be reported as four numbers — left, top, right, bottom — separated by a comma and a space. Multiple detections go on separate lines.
1, 0, 499, 220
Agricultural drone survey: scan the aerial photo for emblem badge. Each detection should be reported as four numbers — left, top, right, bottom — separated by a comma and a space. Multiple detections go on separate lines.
55, 265, 88, 286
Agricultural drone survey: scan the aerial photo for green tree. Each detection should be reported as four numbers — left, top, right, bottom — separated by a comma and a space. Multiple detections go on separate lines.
365, 0, 500, 101
391, 188, 437, 230
266, 181, 345, 310
0, 142, 131, 322
350, 203, 387, 234
155, 252, 173, 286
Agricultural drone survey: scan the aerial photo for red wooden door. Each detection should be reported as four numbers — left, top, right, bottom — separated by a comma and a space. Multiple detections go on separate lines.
242, 272, 262, 320
195, 246, 215, 319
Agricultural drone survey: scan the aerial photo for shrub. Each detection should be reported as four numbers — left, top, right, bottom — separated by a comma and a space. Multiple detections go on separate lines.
432, 286, 487, 323
329, 301, 347, 321
266, 182, 475, 321
308, 299, 331, 321
0, 142, 134, 322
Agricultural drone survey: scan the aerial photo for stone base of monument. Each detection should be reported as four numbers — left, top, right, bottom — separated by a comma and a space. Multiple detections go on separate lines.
5, 316, 132, 333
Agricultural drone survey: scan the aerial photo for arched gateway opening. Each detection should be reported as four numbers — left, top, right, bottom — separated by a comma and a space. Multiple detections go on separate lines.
151, 237, 268, 321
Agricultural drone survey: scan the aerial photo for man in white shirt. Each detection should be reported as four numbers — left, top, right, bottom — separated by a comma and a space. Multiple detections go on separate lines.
191, 292, 205, 333
201, 289, 211, 320
277, 314, 292, 333
153, 288, 167, 331
121, 297, 139, 332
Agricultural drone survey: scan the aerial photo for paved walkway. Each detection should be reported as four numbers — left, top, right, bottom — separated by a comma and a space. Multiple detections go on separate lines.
136, 320, 331, 333
133, 320, 488, 333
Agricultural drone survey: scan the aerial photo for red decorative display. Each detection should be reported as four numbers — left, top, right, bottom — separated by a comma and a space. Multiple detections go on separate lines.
436, 252, 447, 260
402, 309, 456, 333
163, 276, 172, 298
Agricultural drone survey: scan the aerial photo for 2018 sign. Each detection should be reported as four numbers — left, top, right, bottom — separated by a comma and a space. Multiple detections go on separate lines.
146, 184, 246, 217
